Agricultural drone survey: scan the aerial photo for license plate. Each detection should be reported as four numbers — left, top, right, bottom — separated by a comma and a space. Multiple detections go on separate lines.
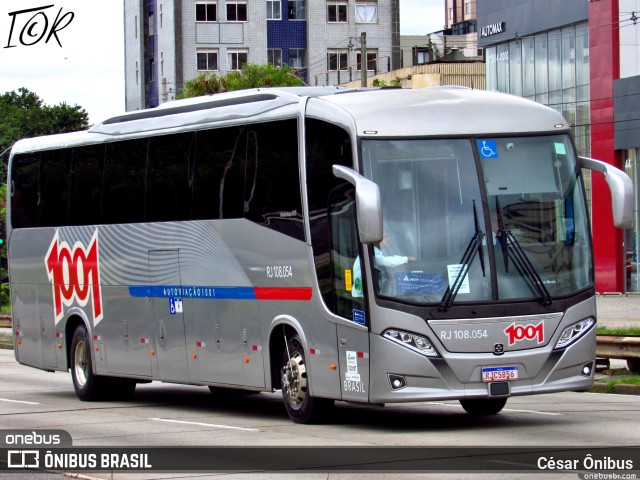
482, 366, 518, 382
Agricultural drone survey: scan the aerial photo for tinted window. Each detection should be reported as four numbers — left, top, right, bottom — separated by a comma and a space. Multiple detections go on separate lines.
146, 132, 195, 222
39, 149, 71, 227
305, 118, 353, 313
244, 121, 303, 240
10, 120, 304, 241
10, 153, 40, 229
328, 184, 364, 321
69, 145, 104, 226
103, 139, 147, 224
192, 125, 246, 220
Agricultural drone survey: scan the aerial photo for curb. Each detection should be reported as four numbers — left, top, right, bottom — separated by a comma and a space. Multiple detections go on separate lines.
589, 381, 640, 395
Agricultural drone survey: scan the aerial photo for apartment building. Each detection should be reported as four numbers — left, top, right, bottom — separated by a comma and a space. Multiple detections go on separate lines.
124, 0, 400, 110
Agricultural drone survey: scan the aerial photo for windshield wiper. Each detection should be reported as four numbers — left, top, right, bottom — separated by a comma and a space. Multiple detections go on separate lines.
439, 201, 485, 311
495, 198, 552, 306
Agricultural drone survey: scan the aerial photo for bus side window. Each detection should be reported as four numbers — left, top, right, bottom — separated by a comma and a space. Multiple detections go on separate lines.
10, 153, 40, 229
192, 125, 246, 220
243, 120, 304, 241
103, 139, 147, 224
305, 118, 360, 319
39, 149, 71, 227
328, 184, 365, 321
69, 145, 104, 226
146, 132, 194, 222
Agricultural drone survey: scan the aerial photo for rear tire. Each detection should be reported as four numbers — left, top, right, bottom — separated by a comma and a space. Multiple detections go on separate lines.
70, 324, 111, 401
281, 335, 333, 424
459, 397, 507, 415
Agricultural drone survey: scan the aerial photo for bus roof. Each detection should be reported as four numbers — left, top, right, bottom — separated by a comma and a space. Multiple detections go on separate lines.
308, 86, 569, 137
9, 86, 569, 155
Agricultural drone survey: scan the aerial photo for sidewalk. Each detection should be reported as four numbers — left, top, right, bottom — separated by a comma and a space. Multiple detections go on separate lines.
595, 294, 640, 329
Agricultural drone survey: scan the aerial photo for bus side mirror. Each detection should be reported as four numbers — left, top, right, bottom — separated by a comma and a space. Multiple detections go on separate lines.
579, 156, 634, 229
332, 165, 383, 244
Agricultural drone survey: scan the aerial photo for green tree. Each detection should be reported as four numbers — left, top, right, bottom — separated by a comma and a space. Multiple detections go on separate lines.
0, 89, 89, 293
179, 63, 305, 99
0, 87, 89, 159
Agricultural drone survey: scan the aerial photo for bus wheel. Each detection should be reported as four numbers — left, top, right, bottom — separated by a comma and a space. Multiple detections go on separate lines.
281, 335, 333, 424
459, 397, 507, 415
70, 324, 108, 401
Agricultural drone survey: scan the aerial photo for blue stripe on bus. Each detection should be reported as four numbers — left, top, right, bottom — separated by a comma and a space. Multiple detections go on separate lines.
128, 285, 257, 300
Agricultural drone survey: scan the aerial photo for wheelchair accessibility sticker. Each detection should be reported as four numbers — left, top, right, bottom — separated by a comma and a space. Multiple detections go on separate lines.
169, 298, 183, 315
477, 139, 499, 159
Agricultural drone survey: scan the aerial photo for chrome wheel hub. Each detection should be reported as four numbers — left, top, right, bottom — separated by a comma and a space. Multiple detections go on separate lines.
282, 351, 307, 407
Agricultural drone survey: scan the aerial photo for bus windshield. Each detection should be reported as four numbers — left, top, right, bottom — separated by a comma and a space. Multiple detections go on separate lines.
361, 135, 592, 306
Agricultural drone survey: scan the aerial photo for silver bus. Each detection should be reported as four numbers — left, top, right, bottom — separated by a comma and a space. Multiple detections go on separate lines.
7, 87, 633, 423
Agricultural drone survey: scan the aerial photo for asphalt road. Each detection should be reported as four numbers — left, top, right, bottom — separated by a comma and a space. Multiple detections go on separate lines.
1, 349, 639, 480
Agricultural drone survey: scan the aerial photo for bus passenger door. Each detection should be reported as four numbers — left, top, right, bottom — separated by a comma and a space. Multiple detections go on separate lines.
329, 185, 370, 401
148, 250, 189, 382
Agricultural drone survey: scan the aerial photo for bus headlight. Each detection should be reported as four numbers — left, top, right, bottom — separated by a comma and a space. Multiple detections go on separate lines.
383, 329, 440, 357
554, 317, 595, 349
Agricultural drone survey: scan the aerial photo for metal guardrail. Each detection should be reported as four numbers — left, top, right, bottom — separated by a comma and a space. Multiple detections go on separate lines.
596, 335, 640, 359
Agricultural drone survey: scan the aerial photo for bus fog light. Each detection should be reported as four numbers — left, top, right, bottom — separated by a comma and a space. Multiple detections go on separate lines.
555, 318, 595, 349
581, 362, 593, 377
383, 329, 439, 357
388, 374, 407, 390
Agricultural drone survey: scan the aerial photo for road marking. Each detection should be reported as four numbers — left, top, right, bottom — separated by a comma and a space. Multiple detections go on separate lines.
502, 407, 562, 416
427, 402, 562, 416
149, 417, 259, 431
0, 398, 40, 405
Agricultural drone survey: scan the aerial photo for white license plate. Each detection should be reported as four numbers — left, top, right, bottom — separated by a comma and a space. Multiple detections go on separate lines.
482, 366, 518, 382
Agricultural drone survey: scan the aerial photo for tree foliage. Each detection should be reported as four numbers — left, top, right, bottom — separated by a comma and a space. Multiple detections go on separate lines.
0, 87, 89, 159
179, 63, 305, 98
0, 88, 89, 291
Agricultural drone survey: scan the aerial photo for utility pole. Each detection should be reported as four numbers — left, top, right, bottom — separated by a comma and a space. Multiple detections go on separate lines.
360, 31, 367, 88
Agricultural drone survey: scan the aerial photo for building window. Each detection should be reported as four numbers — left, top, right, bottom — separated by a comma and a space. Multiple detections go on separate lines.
149, 58, 155, 81
414, 47, 429, 65
448, 7, 453, 20
160, 4, 163, 28
355, 0, 377, 23
268, 49, 282, 66
267, 0, 281, 20
357, 51, 377, 71
290, 48, 305, 69
228, 49, 248, 70
227, 1, 248, 22
327, 50, 348, 70
464, 1, 471, 15
289, 0, 305, 19
196, 2, 217, 21
149, 12, 155, 35
135, 15, 138, 38
327, 2, 347, 22
197, 49, 218, 70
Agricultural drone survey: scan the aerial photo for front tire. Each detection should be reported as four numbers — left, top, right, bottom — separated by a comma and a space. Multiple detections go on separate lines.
459, 397, 507, 415
281, 335, 333, 424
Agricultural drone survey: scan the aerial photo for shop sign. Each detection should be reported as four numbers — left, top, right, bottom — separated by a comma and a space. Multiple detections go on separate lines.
481, 21, 506, 38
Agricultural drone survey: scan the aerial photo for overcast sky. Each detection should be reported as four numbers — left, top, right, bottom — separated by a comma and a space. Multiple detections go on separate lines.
0, 0, 444, 125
